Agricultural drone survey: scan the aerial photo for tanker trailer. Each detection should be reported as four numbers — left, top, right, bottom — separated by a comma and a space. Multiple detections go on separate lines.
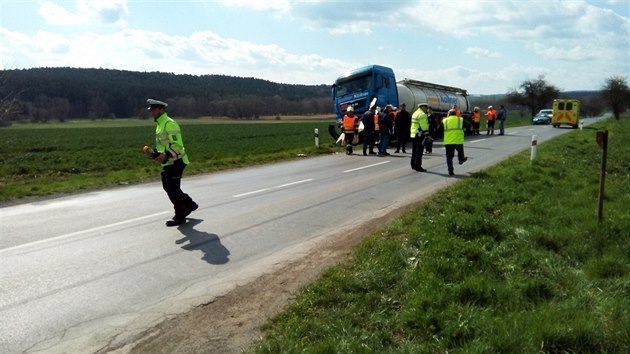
396, 79, 472, 137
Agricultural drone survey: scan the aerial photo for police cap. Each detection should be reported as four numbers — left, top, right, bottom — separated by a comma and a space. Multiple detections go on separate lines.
147, 99, 168, 110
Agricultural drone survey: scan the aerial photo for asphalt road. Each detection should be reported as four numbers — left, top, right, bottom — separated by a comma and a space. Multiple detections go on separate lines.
0, 121, 599, 353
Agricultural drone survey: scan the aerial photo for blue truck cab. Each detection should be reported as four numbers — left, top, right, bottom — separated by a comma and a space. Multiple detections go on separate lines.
332, 65, 398, 124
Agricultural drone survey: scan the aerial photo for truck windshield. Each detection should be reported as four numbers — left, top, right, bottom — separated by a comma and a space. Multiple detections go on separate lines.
335, 73, 372, 96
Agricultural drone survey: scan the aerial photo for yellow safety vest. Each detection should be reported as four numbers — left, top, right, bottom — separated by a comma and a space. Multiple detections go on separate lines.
410, 108, 428, 138
155, 113, 189, 166
443, 116, 464, 145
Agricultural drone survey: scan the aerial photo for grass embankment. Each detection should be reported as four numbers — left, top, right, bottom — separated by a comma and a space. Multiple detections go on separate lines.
253, 118, 630, 353
0, 119, 337, 203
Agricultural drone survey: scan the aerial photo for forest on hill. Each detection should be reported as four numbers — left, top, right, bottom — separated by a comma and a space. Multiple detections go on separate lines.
0, 67, 332, 123
0, 67, 605, 125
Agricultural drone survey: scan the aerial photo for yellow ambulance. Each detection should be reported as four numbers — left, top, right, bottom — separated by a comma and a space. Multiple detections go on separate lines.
552, 98, 580, 129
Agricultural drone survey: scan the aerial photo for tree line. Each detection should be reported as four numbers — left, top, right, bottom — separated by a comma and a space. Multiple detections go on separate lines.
1, 68, 628, 126
0, 67, 333, 124
503, 75, 629, 120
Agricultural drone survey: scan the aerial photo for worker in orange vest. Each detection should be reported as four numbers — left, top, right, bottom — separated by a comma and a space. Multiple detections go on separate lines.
485, 105, 496, 135
472, 106, 481, 135
342, 106, 359, 155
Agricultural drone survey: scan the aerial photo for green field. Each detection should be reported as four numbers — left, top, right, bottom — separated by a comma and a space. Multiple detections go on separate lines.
0, 119, 338, 202
253, 117, 630, 353
0, 113, 531, 203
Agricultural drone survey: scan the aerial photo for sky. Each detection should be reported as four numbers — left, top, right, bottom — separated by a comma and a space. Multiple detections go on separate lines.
1, 0, 628, 95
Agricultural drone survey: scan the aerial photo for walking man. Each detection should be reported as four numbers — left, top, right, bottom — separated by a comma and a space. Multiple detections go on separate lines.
443, 109, 467, 176
146, 99, 198, 226
410, 103, 429, 172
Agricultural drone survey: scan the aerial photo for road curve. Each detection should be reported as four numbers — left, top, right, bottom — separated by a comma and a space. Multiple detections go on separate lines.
0, 120, 599, 353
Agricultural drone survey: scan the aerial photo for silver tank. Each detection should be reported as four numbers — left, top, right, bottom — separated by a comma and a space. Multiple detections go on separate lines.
396, 79, 470, 115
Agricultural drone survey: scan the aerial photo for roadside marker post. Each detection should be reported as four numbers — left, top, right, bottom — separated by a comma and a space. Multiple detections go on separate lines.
530, 135, 538, 161
596, 130, 608, 223
314, 128, 320, 148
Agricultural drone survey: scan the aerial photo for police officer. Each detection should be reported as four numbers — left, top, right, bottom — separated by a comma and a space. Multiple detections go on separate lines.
443, 109, 468, 176
410, 103, 429, 172
146, 99, 198, 226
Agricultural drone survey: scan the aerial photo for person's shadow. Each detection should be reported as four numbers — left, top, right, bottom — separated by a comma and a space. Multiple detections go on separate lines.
176, 218, 230, 265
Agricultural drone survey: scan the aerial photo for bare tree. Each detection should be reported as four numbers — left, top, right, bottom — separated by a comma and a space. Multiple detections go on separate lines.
601, 76, 630, 120
0, 74, 22, 126
506, 75, 560, 117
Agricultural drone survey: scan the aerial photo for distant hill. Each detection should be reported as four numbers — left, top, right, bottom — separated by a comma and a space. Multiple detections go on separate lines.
0, 67, 332, 122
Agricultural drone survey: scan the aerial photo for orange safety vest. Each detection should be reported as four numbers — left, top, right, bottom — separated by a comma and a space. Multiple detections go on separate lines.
343, 114, 358, 133
486, 109, 496, 121
472, 111, 480, 122
374, 113, 380, 132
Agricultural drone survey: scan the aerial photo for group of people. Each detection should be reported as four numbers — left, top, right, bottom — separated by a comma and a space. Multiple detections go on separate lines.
471, 104, 507, 136
342, 102, 438, 157
146, 97, 504, 226
341, 102, 507, 176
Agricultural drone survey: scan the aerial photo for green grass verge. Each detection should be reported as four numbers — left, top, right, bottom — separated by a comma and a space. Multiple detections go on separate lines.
252, 117, 630, 353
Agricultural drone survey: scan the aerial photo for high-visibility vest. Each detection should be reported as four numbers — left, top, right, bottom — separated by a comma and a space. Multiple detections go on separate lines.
374, 113, 380, 132
443, 115, 464, 145
155, 113, 189, 166
342, 114, 358, 133
410, 108, 429, 138
472, 111, 480, 122
486, 109, 496, 121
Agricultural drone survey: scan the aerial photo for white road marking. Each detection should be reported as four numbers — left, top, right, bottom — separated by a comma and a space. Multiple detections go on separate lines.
343, 161, 390, 173
233, 178, 314, 198
0, 211, 171, 255
470, 138, 487, 143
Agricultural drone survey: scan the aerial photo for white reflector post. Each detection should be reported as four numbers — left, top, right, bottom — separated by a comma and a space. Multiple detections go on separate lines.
531, 135, 538, 161
314, 128, 319, 148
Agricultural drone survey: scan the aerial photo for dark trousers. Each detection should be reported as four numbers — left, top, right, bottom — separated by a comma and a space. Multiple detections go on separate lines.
487, 120, 495, 135
424, 136, 433, 153
378, 131, 390, 155
445, 144, 465, 173
473, 121, 480, 135
161, 160, 196, 219
498, 119, 505, 135
344, 132, 355, 154
362, 130, 375, 154
410, 134, 425, 170
396, 130, 409, 152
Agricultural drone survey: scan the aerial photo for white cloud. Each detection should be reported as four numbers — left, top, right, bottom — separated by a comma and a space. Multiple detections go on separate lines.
218, 0, 291, 13
464, 47, 500, 59
37, 0, 128, 26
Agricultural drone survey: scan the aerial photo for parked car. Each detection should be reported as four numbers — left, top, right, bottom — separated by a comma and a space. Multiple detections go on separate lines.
532, 109, 552, 125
